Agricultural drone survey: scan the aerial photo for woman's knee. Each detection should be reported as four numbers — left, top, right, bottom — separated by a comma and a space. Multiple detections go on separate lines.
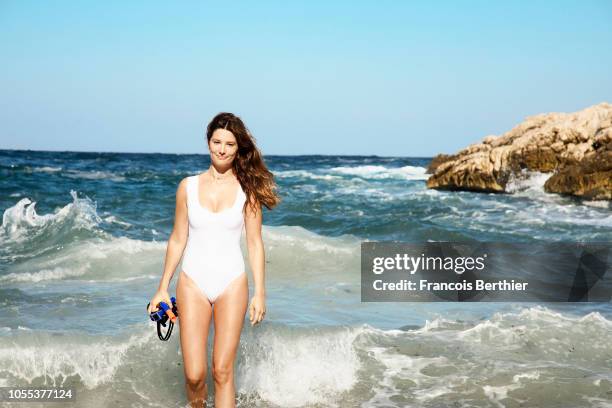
212, 363, 233, 385
185, 368, 207, 389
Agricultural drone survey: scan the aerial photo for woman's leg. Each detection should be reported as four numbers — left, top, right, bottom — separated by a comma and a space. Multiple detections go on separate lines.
211, 272, 248, 408
177, 271, 213, 408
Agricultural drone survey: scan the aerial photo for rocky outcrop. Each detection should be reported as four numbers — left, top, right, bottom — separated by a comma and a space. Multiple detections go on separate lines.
426, 103, 612, 199
426, 153, 457, 174
544, 143, 612, 200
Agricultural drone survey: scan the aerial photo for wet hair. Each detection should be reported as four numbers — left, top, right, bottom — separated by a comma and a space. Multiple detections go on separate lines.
206, 112, 280, 213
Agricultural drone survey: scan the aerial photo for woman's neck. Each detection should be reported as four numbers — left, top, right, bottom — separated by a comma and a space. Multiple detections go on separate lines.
208, 165, 234, 181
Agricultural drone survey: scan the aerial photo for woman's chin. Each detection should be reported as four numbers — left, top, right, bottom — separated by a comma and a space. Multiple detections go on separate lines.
212, 159, 234, 167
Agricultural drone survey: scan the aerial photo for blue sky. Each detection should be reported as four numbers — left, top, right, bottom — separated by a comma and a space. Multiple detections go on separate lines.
1, 1, 611, 156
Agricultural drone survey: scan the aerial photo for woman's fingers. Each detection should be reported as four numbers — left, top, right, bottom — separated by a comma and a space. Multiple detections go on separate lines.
248, 299, 266, 325
254, 308, 265, 324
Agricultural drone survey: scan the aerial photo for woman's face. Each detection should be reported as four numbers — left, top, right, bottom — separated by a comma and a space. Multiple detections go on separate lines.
208, 128, 238, 167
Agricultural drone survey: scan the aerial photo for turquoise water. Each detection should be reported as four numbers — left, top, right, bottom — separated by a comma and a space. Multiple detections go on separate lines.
1, 149, 611, 407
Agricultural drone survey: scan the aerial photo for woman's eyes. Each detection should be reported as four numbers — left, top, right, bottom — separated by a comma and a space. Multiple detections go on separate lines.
213, 141, 235, 146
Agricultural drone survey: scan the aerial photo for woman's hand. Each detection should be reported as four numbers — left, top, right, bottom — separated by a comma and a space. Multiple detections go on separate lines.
249, 294, 266, 326
147, 289, 172, 314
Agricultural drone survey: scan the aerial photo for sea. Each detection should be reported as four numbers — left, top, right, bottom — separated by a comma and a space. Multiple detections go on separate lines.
1, 149, 611, 408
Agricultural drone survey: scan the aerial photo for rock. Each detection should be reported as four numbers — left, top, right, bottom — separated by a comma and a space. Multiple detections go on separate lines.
426, 102, 612, 199
544, 143, 612, 200
426, 153, 457, 174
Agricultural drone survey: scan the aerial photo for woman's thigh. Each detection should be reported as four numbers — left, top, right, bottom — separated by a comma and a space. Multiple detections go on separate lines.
177, 270, 213, 379
212, 272, 248, 369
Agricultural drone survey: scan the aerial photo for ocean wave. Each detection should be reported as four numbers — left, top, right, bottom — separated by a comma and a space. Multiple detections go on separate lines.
505, 171, 553, 194
274, 170, 343, 181
1, 236, 165, 283
102, 215, 132, 228
407, 305, 612, 364
0, 326, 155, 389
0, 164, 62, 173
0, 264, 91, 283
30, 166, 62, 173
0, 191, 102, 247
329, 165, 428, 180
238, 324, 363, 407
506, 170, 612, 218
237, 309, 612, 407
63, 170, 126, 182
0, 323, 365, 406
263, 225, 356, 255
0, 308, 609, 407
583, 200, 611, 209
260, 225, 360, 284
2, 224, 356, 284
360, 306, 612, 407
0, 163, 129, 181
422, 180, 612, 238
274, 165, 428, 182
1, 211, 360, 284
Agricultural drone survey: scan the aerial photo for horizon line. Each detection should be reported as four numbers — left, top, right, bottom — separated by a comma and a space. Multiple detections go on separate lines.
0, 147, 436, 159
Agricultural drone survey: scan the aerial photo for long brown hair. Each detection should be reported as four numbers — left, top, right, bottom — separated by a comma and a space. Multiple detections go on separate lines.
206, 112, 280, 213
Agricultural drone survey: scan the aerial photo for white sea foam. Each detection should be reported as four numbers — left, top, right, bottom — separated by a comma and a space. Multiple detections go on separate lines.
238, 325, 362, 407
0, 191, 102, 244
424, 174, 612, 237
361, 306, 612, 407
0, 264, 91, 283
64, 170, 126, 182
274, 170, 342, 181
450, 305, 612, 364
363, 341, 461, 407
582, 398, 612, 408
329, 165, 428, 180
333, 185, 395, 199
0, 327, 154, 389
17, 165, 63, 174
1, 198, 58, 239
0, 307, 608, 407
1, 203, 359, 284
505, 170, 552, 193
262, 225, 356, 255
2, 236, 165, 283
34, 166, 62, 173
273, 165, 429, 181
411, 316, 459, 333
505, 172, 611, 220
583, 200, 611, 209
369, 345, 450, 387
481, 370, 541, 407
103, 215, 132, 227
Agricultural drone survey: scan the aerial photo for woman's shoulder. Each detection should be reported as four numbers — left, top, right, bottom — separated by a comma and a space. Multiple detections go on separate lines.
182, 174, 201, 184
180, 175, 194, 185
176, 175, 196, 196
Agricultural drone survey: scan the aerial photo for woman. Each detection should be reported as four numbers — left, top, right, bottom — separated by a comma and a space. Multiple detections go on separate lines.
147, 112, 279, 407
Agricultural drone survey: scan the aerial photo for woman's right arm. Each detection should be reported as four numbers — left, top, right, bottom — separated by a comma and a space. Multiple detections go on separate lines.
148, 177, 189, 312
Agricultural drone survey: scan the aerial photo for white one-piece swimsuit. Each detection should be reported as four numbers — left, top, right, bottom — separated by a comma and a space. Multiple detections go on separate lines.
181, 174, 247, 303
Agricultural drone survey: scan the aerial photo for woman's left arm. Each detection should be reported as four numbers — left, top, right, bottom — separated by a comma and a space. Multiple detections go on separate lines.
245, 197, 266, 326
